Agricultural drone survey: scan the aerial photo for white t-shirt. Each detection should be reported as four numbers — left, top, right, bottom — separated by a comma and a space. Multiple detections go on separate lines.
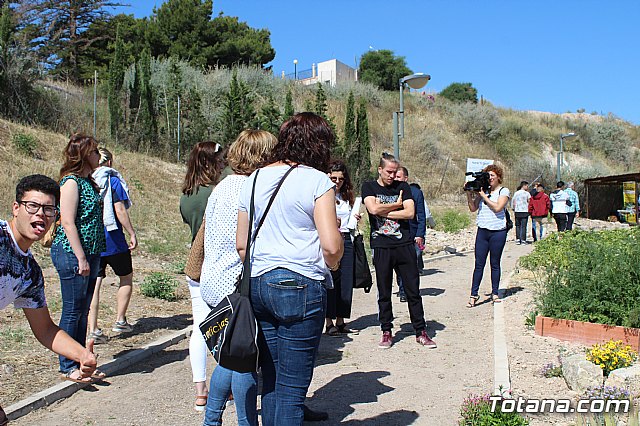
238, 165, 335, 280
476, 187, 510, 231
200, 175, 246, 308
335, 194, 352, 233
0, 220, 47, 310
511, 189, 531, 213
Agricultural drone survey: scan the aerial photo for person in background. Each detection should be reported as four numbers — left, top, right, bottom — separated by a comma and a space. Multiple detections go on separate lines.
180, 141, 226, 411
565, 181, 580, 230
200, 130, 277, 426
51, 134, 106, 383
324, 159, 359, 336
1, 175, 98, 422
393, 166, 426, 303
511, 181, 531, 245
362, 153, 436, 349
465, 164, 509, 307
550, 181, 570, 232
88, 148, 137, 343
236, 113, 343, 425
529, 183, 551, 241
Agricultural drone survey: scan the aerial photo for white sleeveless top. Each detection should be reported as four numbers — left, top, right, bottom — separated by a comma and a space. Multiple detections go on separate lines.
476, 187, 510, 231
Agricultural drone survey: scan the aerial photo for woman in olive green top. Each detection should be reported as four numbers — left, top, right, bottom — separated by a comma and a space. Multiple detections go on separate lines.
179, 141, 226, 411
51, 134, 106, 383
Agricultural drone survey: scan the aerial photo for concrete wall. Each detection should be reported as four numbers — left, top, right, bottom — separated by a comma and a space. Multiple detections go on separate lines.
300, 59, 357, 87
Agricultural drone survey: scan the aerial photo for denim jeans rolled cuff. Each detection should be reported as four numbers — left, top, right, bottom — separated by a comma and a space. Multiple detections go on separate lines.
51, 242, 101, 373
249, 268, 326, 426
470, 227, 507, 298
204, 365, 258, 426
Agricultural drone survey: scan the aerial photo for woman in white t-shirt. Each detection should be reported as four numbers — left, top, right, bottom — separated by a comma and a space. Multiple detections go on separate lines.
236, 113, 343, 426
465, 164, 510, 307
325, 160, 359, 336
200, 130, 277, 426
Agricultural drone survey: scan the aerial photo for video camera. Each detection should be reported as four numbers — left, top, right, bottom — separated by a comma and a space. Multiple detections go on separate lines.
464, 171, 491, 193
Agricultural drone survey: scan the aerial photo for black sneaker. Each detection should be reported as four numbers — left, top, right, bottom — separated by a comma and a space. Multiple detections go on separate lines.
303, 405, 328, 422
399, 292, 407, 303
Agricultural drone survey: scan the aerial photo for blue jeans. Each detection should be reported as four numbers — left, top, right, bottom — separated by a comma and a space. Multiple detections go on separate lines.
471, 227, 507, 297
203, 365, 258, 426
250, 268, 326, 426
51, 242, 101, 373
531, 217, 545, 241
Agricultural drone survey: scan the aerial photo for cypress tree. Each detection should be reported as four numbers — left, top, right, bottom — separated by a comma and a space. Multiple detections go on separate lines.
222, 69, 255, 145
259, 95, 282, 135
137, 48, 157, 151
355, 98, 372, 188
314, 82, 327, 118
108, 25, 126, 142
284, 86, 294, 119
343, 90, 357, 171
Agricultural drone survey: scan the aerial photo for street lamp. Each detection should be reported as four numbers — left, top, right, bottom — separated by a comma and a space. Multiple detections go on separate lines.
557, 132, 577, 182
293, 59, 298, 80
393, 73, 431, 160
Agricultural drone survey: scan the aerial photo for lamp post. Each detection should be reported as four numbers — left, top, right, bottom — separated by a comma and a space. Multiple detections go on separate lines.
393, 73, 431, 160
293, 59, 298, 80
557, 132, 577, 182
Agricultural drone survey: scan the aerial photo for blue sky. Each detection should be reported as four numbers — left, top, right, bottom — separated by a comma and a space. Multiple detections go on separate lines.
115, 1, 639, 124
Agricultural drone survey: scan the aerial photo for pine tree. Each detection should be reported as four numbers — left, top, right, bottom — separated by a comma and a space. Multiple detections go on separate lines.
108, 25, 126, 142
221, 69, 255, 145
343, 90, 357, 171
259, 95, 282, 135
355, 98, 372, 189
314, 82, 328, 118
284, 86, 294, 119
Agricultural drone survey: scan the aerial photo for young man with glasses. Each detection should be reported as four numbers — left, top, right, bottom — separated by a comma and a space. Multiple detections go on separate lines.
362, 154, 436, 349
1, 175, 98, 423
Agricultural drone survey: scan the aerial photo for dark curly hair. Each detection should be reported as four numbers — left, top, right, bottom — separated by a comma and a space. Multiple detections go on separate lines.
16, 174, 60, 205
271, 112, 333, 172
328, 159, 354, 206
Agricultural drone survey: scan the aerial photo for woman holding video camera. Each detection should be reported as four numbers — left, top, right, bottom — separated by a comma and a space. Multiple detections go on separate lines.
465, 164, 510, 307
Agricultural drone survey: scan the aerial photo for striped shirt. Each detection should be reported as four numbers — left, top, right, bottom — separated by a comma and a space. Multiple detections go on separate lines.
477, 187, 510, 231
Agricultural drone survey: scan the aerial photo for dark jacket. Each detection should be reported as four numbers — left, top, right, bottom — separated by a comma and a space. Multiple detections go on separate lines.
409, 183, 426, 240
529, 191, 551, 217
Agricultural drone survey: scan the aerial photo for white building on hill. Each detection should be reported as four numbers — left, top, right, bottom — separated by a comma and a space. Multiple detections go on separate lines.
283, 59, 357, 87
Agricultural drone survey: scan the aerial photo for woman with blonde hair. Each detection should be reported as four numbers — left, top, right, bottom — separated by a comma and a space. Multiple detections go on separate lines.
51, 133, 106, 383
180, 141, 226, 411
200, 129, 277, 425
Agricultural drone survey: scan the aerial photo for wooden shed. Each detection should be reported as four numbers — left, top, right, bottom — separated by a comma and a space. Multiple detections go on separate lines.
584, 172, 640, 224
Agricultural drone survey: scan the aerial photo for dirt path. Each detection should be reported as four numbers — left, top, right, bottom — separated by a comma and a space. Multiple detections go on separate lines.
13, 242, 532, 425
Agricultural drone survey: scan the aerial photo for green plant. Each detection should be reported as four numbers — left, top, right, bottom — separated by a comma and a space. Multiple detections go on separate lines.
165, 259, 186, 275
586, 340, 638, 376
434, 209, 471, 233
541, 362, 563, 378
524, 310, 538, 328
520, 228, 640, 327
459, 394, 529, 425
140, 272, 180, 301
12, 133, 39, 158
0, 327, 28, 344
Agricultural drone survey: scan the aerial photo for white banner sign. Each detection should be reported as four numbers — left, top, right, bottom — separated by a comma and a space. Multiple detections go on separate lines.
465, 158, 494, 181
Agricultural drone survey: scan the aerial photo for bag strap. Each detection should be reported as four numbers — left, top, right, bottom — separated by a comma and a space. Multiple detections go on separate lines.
239, 165, 296, 296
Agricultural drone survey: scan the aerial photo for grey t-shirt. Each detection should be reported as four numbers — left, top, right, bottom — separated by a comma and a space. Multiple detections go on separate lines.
238, 165, 334, 280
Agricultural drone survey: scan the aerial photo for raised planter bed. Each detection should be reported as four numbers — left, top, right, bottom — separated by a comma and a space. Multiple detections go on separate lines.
535, 316, 640, 351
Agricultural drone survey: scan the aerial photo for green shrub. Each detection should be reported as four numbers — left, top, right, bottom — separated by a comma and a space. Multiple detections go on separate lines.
140, 272, 180, 301
12, 133, 39, 158
434, 209, 471, 233
459, 394, 529, 425
520, 228, 640, 326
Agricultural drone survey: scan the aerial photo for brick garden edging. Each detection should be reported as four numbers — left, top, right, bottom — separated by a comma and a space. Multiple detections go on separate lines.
535, 316, 640, 351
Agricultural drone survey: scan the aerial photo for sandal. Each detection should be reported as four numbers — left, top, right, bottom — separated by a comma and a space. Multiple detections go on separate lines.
492, 294, 502, 304
61, 368, 95, 384
466, 295, 480, 308
91, 369, 107, 380
195, 395, 208, 412
325, 324, 339, 336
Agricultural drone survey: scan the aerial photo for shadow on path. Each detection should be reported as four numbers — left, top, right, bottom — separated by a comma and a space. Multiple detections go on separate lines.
306, 371, 412, 424
107, 348, 188, 378
397, 320, 445, 342
420, 287, 445, 297
110, 313, 192, 341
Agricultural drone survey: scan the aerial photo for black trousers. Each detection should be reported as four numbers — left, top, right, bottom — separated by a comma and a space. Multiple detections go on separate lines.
373, 244, 426, 335
554, 213, 568, 232
567, 212, 576, 230
514, 212, 529, 242
326, 234, 354, 319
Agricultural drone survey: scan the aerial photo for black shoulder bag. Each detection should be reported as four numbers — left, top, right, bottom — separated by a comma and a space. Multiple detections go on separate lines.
199, 166, 295, 373
499, 187, 513, 232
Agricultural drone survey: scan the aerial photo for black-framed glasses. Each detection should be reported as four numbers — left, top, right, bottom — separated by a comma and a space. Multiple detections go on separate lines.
330, 177, 345, 182
19, 201, 58, 217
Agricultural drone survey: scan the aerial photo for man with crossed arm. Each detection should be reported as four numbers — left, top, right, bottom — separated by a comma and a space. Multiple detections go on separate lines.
1, 175, 98, 424
361, 154, 436, 350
